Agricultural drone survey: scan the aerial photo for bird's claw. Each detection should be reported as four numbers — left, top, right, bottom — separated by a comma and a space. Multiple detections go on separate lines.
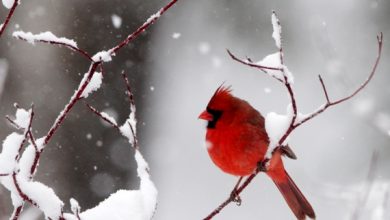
230, 190, 242, 206
257, 159, 269, 172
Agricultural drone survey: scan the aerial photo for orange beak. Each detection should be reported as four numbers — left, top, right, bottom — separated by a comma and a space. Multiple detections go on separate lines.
198, 110, 213, 121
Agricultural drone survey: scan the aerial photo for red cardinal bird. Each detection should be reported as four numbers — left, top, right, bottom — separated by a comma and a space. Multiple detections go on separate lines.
199, 85, 315, 220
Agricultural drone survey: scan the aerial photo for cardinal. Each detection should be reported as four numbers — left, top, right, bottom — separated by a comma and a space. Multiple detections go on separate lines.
199, 85, 315, 220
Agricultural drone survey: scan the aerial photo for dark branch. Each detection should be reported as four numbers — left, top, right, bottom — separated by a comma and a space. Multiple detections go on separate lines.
0, 0, 19, 37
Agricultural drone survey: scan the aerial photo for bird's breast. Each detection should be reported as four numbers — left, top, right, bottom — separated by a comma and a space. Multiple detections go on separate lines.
206, 124, 268, 176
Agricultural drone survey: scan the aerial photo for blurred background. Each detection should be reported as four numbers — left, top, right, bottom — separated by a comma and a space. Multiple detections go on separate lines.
0, 0, 389, 219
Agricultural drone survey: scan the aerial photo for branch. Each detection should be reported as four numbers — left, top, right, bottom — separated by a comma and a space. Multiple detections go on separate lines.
109, 0, 178, 55
12, 31, 92, 61
1, 0, 178, 218
294, 32, 383, 128
0, 0, 19, 38
207, 12, 383, 218
203, 171, 259, 220
86, 104, 120, 131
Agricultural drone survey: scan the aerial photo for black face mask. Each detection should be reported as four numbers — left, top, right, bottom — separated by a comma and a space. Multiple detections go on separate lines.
206, 107, 222, 129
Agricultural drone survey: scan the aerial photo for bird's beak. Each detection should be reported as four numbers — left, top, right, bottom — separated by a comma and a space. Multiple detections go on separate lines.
198, 110, 213, 121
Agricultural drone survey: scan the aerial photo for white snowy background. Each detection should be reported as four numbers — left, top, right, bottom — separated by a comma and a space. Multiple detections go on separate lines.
0, 0, 389, 219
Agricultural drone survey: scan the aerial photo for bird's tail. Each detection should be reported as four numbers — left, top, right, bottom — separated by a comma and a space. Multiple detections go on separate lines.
266, 149, 316, 220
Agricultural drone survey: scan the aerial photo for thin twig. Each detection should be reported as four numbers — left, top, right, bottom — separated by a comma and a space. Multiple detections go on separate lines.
86, 104, 120, 130
10, 205, 23, 220
227, 49, 282, 73
121, 70, 136, 107
294, 32, 383, 128
110, 0, 178, 55
44, 62, 101, 145
204, 171, 260, 220
318, 75, 330, 103
0, 0, 19, 37
12, 37, 93, 61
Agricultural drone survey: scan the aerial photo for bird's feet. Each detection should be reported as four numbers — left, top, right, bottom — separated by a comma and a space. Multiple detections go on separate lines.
257, 158, 269, 172
230, 189, 242, 206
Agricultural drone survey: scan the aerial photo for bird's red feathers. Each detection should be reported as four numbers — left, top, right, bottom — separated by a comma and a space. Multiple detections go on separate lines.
199, 85, 315, 219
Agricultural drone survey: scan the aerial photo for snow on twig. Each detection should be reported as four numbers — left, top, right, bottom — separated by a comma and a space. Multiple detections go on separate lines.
12, 30, 92, 61
12, 31, 78, 48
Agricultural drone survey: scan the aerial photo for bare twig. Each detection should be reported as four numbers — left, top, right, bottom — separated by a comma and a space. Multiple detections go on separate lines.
121, 71, 136, 108
294, 33, 383, 128
110, 0, 178, 55
0, 0, 19, 37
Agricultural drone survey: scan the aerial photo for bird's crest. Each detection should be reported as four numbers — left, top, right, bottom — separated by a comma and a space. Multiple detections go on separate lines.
208, 84, 233, 108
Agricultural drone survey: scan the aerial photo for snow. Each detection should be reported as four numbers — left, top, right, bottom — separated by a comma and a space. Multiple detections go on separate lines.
18, 178, 64, 219
172, 32, 181, 39
0, 133, 24, 174
111, 14, 122, 29
264, 87, 272, 93
265, 104, 294, 157
80, 72, 103, 98
92, 50, 113, 62
353, 98, 375, 116
146, 11, 161, 24
35, 137, 45, 151
0, 23, 3, 30
14, 108, 30, 129
374, 113, 390, 136
12, 31, 78, 48
212, 56, 222, 68
256, 52, 294, 84
257, 52, 282, 79
2, 0, 14, 9
119, 121, 135, 145
96, 140, 103, 147
70, 198, 80, 215
79, 150, 157, 220
271, 11, 282, 49
18, 144, 36, 178
101, 111, 118, 126
198, 42, 210, 54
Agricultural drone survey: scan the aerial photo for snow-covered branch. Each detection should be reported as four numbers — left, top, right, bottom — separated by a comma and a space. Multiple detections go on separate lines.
205, 11, 383, 220
0, 0, 178, 219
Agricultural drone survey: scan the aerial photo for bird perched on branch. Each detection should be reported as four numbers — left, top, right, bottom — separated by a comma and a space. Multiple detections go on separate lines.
199, 85, 315, 220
